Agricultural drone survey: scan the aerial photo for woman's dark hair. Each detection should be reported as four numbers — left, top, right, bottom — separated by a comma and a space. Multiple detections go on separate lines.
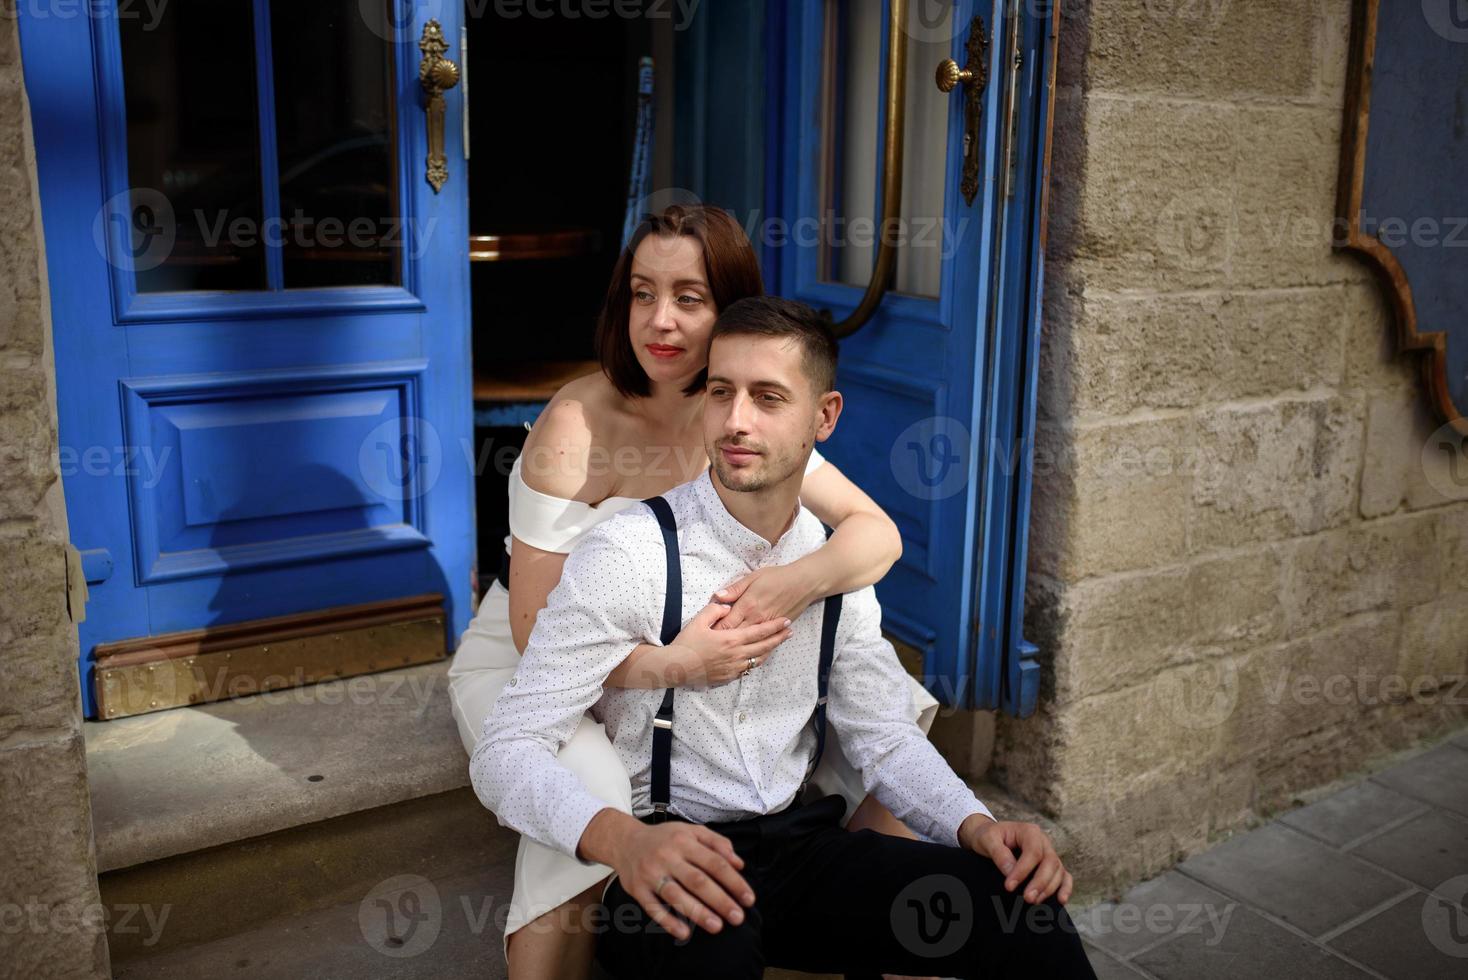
595, 204, 764, 398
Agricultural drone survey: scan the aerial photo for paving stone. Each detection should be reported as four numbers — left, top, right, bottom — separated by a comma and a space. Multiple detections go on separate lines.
1349, 809, 1468, 896
1084, 943, 1152, 980
1328, 890, 1468, 980
1133, 905, 1372, 980
1449, 728, 1468, 751
1074, 871, 1237, 960
1371, 744, 1468, 818
1176, 824, 1410, 936
1279, 781, 1426, 848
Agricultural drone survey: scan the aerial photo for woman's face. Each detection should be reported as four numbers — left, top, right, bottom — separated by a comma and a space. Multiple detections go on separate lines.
627, 233, 718, 387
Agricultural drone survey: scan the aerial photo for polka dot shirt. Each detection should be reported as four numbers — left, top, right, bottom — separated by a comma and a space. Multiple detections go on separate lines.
469, 468, 992, 861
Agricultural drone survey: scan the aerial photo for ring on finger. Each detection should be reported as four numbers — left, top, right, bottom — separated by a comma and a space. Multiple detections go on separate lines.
654, 874, 672, 899
746, 657, 757, 672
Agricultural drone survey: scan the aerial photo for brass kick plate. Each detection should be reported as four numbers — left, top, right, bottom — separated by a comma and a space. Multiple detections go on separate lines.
93, 594, 446, 720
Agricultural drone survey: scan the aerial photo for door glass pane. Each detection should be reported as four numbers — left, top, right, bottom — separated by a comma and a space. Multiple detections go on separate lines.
819, 0, 879, 287
119, 0, 266, 292
818, 0, 950, 298
271, 0, 400, 288
896, 0, 951, 298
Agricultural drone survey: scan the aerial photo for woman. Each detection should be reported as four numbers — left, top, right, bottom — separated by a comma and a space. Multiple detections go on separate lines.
448, 204, 940, 980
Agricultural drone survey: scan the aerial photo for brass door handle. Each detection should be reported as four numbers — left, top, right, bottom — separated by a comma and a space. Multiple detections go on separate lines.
934, 59, 977, 93
935, 16, 991, 206
419, 20, 461, 193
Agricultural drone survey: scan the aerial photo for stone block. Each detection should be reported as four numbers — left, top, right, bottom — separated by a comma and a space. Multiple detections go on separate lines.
1281, 516, 1440, 634
1438, 505, 1468, 584
1055, 549, 1283, 701
1036, 414, 1194, 578
1232, 107, 1360, 290
0, 365, 56, 519
0, 735, 108, 979
0, 631, 81, 741
1398, 594, 1468, 694
1084, 0, 1319, 101
1360, 387, 1468, 517
3, 532, 69, 639
1190, 396, 1361, 553
1247, 613, 1402, 746
1316, 0, 1353, 107
1073, 98, 1238, 292
1066, 289, 1344, 418
1341, 281, 1416, 393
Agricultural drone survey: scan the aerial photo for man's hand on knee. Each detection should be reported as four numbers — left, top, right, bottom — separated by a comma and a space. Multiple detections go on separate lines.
582, 810, 756, 942
958, 814, 1075, 907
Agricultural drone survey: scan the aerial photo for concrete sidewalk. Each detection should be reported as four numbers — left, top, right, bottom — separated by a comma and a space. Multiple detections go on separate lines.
1076, 727, 1468, 979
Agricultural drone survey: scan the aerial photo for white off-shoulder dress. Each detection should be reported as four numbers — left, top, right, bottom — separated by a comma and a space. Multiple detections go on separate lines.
447, 447, 940, 954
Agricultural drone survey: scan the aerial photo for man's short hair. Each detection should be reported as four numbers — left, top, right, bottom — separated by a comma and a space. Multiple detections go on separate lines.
709, 296, 839, 395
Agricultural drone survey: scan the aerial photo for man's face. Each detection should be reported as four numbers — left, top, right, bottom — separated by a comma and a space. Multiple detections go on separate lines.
704, 334, 836, 493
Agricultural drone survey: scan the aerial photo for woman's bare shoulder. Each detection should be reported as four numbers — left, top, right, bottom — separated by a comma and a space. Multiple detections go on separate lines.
520, 372, 626, 501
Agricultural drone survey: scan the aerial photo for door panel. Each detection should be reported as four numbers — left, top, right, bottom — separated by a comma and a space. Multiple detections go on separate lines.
19, 0, 473, 718
772, 0, 1053, 712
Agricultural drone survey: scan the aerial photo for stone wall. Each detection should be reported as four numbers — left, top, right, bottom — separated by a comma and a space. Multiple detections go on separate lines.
996, 0, 1468, 899
0, 12, 110, 978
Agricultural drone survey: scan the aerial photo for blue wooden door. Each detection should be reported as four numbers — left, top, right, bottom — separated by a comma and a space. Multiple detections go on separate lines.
770, 0, 1056, 713
18, 1, 474, 718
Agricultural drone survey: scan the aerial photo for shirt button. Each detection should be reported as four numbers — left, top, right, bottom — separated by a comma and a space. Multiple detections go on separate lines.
738, 712, 747, 723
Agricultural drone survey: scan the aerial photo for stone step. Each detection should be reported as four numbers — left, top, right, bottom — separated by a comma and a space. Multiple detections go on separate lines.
87, 659, 1060, 978
85, 661, 467, 874
99, 787, 516, 967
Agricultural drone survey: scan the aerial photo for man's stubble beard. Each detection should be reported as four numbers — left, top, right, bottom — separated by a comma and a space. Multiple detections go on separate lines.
709, 445, 805, 493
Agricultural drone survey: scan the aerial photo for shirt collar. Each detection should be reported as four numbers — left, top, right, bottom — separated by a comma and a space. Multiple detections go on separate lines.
692, 468, 805, 566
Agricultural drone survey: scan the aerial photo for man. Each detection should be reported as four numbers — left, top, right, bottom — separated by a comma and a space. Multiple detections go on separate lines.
471, 296, 1096, 978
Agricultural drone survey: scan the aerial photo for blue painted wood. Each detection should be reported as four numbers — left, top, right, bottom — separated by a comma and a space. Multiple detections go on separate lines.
674, 0, 768, 249
972, 0, 1051, 718
621, 56, 656, 248
771, 0, 1005, 707
1000, 0, 1058, 717
89, 3, 425, 323
18, 1, 474, 717
80, 549, 114, 586
1359, 1, 1468, 424
252, 0, 286, 290
769, 0, 1051, 713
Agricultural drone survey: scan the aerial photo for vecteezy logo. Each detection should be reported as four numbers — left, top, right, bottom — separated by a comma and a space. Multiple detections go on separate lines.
1153, 659, 1241, 731
1422, 874, 1468, 957
93, 188, 176, 273
890, 874, 973, 958
890, 416, 971, 501
359, 416, 443, 502
358, 874, 442, 958
900, 0, 963, 44
359, 0, 444, 43
1422, 421, 1468, 498
1423, 1, 1468, 43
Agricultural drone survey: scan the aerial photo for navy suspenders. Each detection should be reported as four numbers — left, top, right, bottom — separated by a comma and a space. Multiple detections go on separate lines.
644, 496, 681, 821
642, 494, 841, 823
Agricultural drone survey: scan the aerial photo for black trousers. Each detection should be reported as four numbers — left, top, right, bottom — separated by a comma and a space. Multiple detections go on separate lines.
594, 794, 1098, 980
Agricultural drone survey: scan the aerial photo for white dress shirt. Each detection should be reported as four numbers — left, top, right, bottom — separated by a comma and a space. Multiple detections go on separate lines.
469, 466, 993, 862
